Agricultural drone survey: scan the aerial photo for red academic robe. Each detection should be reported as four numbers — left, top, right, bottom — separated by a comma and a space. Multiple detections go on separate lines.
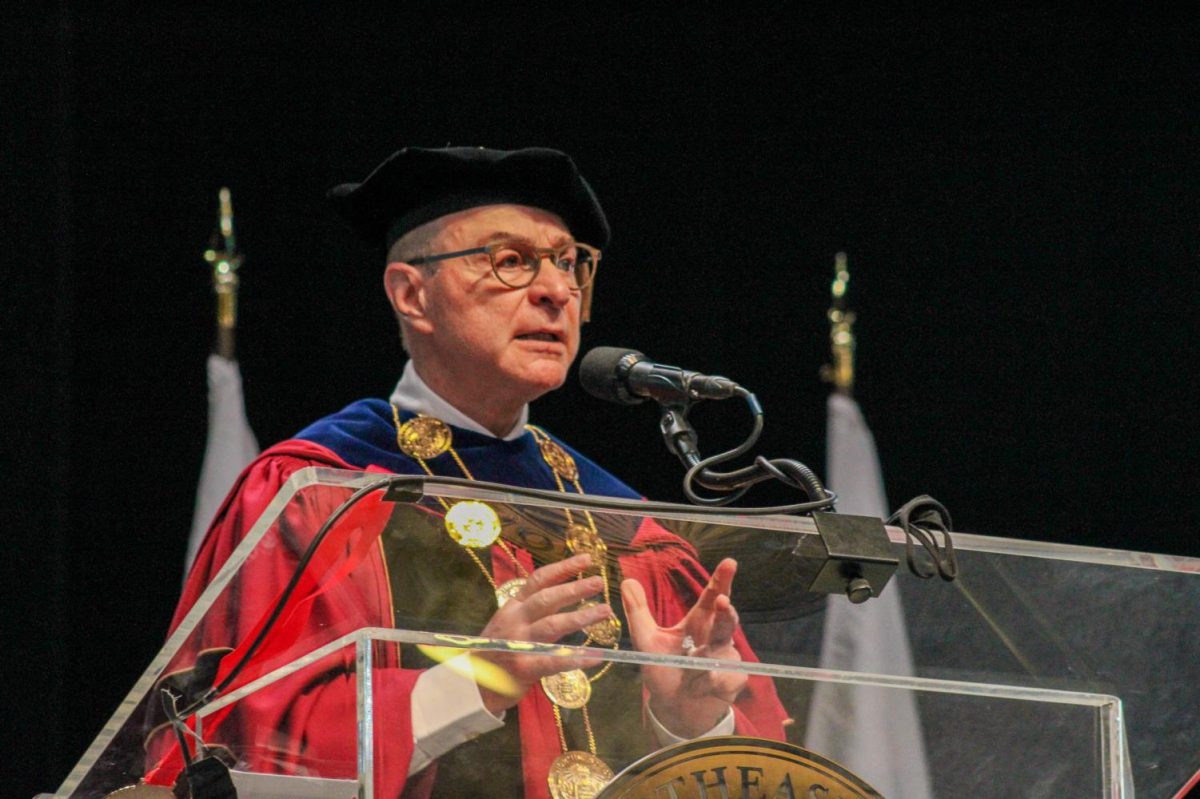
149, 437, 788, 798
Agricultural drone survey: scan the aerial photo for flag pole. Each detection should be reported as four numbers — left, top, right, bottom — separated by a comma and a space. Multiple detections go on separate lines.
808, 252, 934, 797
820, 252, 855, 397
187, 189, 258, 575
203, 187, 243, 360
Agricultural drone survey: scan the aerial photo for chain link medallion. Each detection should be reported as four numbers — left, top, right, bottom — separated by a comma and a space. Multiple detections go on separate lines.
538, 436, 579, 481
565, 523, 607, 561
541, 668, 592, 709
396, 415, 453, 460
547, 751, 614, 799
579, 601, 622, 647
444, 500, 502, 548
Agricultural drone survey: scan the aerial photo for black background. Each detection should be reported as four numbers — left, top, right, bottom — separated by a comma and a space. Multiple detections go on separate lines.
4, 6, 1198, 797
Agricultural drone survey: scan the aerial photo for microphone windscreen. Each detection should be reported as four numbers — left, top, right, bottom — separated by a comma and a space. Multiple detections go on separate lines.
579, 346, 645, 405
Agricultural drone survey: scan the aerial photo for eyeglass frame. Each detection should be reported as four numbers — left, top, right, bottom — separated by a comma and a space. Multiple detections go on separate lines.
405, 238, 602, 291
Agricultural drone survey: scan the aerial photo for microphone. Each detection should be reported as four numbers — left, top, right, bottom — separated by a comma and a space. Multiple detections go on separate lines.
579, 348, 839, 519
579, 347, 742, 406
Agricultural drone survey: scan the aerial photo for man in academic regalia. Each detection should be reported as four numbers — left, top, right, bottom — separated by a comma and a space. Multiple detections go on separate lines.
163, 146, 787, 799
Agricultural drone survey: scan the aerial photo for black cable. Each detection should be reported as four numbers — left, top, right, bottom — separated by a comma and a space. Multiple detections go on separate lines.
176, 476, 395, 719
887, 495, 958, 580
680, 388, 837, 513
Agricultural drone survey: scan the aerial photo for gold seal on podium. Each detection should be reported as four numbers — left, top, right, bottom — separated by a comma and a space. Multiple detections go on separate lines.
596, 736, 882, 799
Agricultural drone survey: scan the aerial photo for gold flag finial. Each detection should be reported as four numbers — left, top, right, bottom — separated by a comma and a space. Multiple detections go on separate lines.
203, 187, 244, 359
820, 252, 856, 395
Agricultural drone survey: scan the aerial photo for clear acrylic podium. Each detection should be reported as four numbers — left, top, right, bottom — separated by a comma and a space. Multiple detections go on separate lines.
53, 469, 1200, 797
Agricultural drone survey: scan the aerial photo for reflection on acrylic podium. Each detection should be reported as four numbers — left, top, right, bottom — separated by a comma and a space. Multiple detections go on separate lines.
51, 471, 1200, 798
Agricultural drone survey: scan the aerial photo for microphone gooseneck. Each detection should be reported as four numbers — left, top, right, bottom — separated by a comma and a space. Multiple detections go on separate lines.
577, 345, 956, 587
579, 345, 836, 513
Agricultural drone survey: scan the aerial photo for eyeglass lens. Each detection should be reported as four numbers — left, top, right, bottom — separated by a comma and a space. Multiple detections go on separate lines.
489, 242, 596, 289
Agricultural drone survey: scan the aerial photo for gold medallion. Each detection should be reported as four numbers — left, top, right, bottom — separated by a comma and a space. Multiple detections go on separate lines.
547, 750, 614, 799
565, 523, 607, 561
444, 500, 502, 548
540, 668, 592, 709
580, 603, 622, 647
538, 437, 579, 481
495, 577, 527, 607
396, 415, 453, 459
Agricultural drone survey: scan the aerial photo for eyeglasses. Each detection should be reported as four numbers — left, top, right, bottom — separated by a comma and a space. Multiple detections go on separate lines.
407, 239, 601, 290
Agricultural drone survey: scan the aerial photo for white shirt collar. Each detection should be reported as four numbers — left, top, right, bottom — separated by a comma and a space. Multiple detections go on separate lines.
389, 361, 530, 441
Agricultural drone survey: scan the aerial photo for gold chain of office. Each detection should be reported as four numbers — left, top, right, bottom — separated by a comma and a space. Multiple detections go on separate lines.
390, 407, 620, 799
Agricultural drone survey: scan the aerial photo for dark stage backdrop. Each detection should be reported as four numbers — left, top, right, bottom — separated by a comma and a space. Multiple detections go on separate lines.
4, 6, 1197, 798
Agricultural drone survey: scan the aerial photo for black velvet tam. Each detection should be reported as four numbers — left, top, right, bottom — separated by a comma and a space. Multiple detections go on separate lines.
327, 146, 611, 250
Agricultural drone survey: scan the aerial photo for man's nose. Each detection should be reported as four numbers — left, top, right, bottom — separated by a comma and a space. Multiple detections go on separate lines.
526, 257, 573, 307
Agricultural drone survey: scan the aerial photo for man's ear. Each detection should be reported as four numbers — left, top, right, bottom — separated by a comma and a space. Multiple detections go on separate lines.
384, 261, 435, 334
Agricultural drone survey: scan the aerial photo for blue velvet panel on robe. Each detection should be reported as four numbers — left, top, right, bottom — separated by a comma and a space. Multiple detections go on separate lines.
292, 398, 643, 500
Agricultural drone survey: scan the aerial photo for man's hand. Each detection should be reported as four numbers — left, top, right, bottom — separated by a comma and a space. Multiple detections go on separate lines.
474, 553, 613, 716
621, 557, 747, 738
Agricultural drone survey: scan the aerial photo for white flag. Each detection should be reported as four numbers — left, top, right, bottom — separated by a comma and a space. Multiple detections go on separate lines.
805, 393, 933, 797
186, 354, 260, 574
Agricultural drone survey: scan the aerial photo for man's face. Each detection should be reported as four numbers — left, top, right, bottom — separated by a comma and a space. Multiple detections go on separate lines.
398, 204, 584, 407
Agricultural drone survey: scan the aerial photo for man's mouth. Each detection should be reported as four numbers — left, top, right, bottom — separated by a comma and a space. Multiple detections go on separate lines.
516, 332, 562, 343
